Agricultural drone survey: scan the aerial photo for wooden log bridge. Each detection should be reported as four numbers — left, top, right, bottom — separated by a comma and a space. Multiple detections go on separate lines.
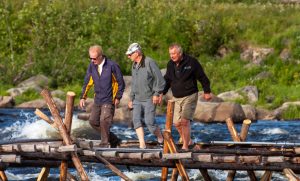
0, 90, 300, 181
1, 139, 300, 179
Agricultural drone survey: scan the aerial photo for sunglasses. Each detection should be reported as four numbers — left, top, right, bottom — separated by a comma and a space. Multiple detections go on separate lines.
127, 52, 135, 57
89, 55, 101, 61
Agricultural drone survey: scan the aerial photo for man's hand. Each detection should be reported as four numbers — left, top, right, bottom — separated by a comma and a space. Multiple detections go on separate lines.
128, 101, 133, 110
114, 98, 120, 107
79, 99, 85, 109
153, 94, 163, 105
203, 93, 212, 101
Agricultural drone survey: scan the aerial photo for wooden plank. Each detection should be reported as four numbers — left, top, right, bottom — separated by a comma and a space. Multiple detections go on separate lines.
0, 154, 21, 163
143, 152, 161, 160
163, 152, 192, 160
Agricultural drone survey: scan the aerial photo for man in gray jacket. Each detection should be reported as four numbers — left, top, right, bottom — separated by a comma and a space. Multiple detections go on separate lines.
126, 43, 165, 149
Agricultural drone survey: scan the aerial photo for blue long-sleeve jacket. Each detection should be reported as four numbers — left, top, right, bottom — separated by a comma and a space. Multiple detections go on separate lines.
80, 56, 125, 105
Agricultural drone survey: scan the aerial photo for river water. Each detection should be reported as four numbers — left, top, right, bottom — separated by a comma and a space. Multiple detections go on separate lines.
0, 108, 299, 180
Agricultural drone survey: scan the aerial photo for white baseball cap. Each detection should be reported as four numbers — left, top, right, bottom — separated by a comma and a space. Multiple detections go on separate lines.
126, 43, 141, 55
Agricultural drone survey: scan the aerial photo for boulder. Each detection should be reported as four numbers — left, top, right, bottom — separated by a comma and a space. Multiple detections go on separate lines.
119, 76, 132, 107
16, 98, 65, 110
217, 45, 231, 58
256, 108, 277, 120
51, 90, 65, 97
194, 102, 246, 122
242, 104, 257, 121
240, 46, 274, 65
199, 92, 223, 102
279, 48, 291, 62
7, 74, 49, 97
273, 101, 300, 119
254, 71, 272, 80
194, 102, 219, 122
0, 96, 15, 108
213, 102, 246, 122
18, 74, 49, 88
217, 91, 243, 102
7, 87, 35, 97
239, 86, 258, 103
113, 107, 132, 124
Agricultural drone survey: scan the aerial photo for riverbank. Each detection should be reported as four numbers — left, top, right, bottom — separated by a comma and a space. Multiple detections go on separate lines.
1, 74, 300, 123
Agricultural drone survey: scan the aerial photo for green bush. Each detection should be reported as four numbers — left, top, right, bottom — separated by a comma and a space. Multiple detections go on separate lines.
282, 105, 300, 120
14, 88, 40, 105
1, 0, 300, 118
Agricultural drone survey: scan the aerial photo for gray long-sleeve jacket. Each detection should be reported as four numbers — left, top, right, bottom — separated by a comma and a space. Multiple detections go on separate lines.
130, 56, 165, 101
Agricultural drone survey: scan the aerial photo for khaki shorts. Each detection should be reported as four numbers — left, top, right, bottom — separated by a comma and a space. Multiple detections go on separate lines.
173, 93, 198, 124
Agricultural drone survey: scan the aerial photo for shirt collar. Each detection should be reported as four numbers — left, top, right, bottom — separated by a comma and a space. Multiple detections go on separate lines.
99, 57, 106, 67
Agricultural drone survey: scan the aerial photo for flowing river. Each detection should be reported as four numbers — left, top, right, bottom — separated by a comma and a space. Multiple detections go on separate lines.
0, 108, 299, 180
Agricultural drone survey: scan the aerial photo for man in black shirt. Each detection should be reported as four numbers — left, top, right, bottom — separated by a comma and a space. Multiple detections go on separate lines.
163, 43, 212, 150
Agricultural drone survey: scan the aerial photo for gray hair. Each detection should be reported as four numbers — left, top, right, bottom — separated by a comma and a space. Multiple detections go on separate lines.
169, 43, 183, 54
89, 45, 103, 56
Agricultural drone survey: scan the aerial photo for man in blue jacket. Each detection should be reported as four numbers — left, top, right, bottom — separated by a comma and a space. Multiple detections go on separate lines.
163, 43, 212, 150
80, 45, 125, 147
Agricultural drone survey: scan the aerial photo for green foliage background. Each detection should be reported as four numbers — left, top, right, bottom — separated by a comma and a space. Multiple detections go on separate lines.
1, 0, 300, 115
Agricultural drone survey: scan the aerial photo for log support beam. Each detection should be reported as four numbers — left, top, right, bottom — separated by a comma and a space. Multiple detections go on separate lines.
164, 131, 189, 181
40, 89, 89, 181
161, 100, 174, 181
225, 118, 257, 181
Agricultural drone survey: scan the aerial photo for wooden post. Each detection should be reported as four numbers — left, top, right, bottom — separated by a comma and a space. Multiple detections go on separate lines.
35, 109, 57, 129
225, 118, 240, 181
34, 108, 53, 181
225, 118, 257, 181
60, 91, 75, 181
37, 167, 50, 181
225, 118, 241, 142
240, 119, 257, 181
0, 170, 7, 181
40, 89, 89, 181
67, 171, 77, 181
199, 169, 212, 181
163, 131, 189, 181
161, 100, 175, 181
171, 169, 179, 181
260, 171, 272, 181
240, 119, 251, 141
283, 168, 300, 181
